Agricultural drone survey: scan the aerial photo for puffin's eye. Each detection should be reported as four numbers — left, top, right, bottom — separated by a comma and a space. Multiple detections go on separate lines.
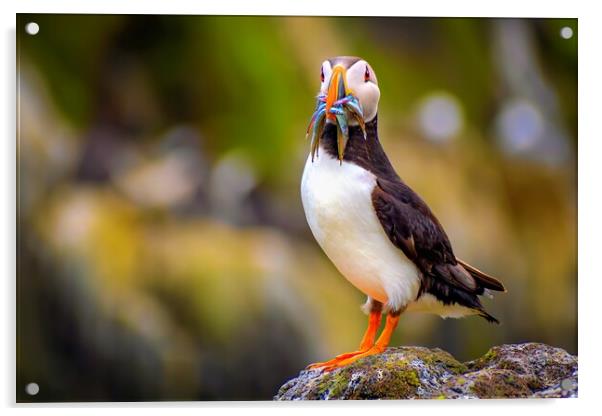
364, 66, 370, 82
320, 67, 325, 82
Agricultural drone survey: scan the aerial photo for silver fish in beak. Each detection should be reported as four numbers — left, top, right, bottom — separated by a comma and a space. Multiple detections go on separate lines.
306, 65, 366, 163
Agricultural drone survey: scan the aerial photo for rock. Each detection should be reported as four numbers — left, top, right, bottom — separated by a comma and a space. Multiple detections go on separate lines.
274, 343, 577, 400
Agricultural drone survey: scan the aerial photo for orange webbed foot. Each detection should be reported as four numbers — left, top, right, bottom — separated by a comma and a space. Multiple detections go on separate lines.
319, 345, 386, 372
306, 349, 369, 370
306, 302, 382, 370
307, 306, 383, 371
306, 306, 403, 372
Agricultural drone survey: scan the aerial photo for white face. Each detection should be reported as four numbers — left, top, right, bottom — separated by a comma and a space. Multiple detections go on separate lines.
319, 59, 380, 123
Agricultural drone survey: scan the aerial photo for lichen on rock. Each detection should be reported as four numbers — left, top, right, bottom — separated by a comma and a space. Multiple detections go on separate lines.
274, 343, 577, 400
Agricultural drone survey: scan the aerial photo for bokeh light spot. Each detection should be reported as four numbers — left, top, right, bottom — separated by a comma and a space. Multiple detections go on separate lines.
495, 98, 544, 154
417, 93, 464, 143
25, 22, 39, 35
25, 382, 39, 396
560, 26, 573, 39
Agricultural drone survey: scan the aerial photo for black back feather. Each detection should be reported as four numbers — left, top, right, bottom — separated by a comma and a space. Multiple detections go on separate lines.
319, 118, 505, 323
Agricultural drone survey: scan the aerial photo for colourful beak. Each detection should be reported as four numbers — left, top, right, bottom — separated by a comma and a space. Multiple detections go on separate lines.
325, 66, 348, 121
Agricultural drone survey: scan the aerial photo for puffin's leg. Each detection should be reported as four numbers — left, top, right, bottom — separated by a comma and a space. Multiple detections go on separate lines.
321, 309, 402, 372
307, 300, 383, 369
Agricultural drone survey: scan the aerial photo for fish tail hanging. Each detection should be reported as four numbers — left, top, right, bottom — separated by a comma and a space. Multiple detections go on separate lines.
335, 112, 349, 162
345, 108, 366, 140
343, 97, 367, 140
306, 111, 319, 137
355, 114, 367, 140
310, 112, 326, 162
307, 97, 327, 162
336, 125, 344, 164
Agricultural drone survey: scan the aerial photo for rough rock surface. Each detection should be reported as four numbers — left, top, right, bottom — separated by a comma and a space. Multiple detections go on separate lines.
274, 343, 577, 400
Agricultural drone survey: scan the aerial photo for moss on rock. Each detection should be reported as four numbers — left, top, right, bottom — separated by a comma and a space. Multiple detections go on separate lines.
274, 343, 577, 400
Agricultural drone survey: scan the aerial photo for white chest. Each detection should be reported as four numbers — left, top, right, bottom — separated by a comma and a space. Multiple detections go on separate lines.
300, 152, 421, 310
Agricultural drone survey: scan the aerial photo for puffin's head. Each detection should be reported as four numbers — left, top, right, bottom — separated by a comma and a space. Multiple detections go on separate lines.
320, 56, 380, 123
307, 56, 380, 162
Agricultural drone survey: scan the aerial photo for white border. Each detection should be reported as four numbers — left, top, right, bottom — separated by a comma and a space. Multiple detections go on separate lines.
7, 0, 581, 17
2, 1, 599, 416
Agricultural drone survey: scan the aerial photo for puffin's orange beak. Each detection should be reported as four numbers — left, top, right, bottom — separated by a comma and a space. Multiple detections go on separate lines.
325, 65, 348, 121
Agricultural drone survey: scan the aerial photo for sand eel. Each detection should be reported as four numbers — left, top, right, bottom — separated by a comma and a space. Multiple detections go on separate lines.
301, 56, 506, 371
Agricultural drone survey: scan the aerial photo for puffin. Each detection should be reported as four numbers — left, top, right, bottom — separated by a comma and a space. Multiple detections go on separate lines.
300, 56, 506, 371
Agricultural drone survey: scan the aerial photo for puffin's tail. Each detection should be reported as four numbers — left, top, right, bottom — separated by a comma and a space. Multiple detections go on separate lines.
456, 258, 505, 324
477, 309, 500, 324
457, 259, 506, 293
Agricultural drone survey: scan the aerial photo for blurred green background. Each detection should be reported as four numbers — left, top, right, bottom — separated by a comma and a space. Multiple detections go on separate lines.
16, 14, 577, 401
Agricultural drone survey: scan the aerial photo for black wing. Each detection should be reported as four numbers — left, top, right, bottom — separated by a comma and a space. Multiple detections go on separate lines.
371, 177, 505, 323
